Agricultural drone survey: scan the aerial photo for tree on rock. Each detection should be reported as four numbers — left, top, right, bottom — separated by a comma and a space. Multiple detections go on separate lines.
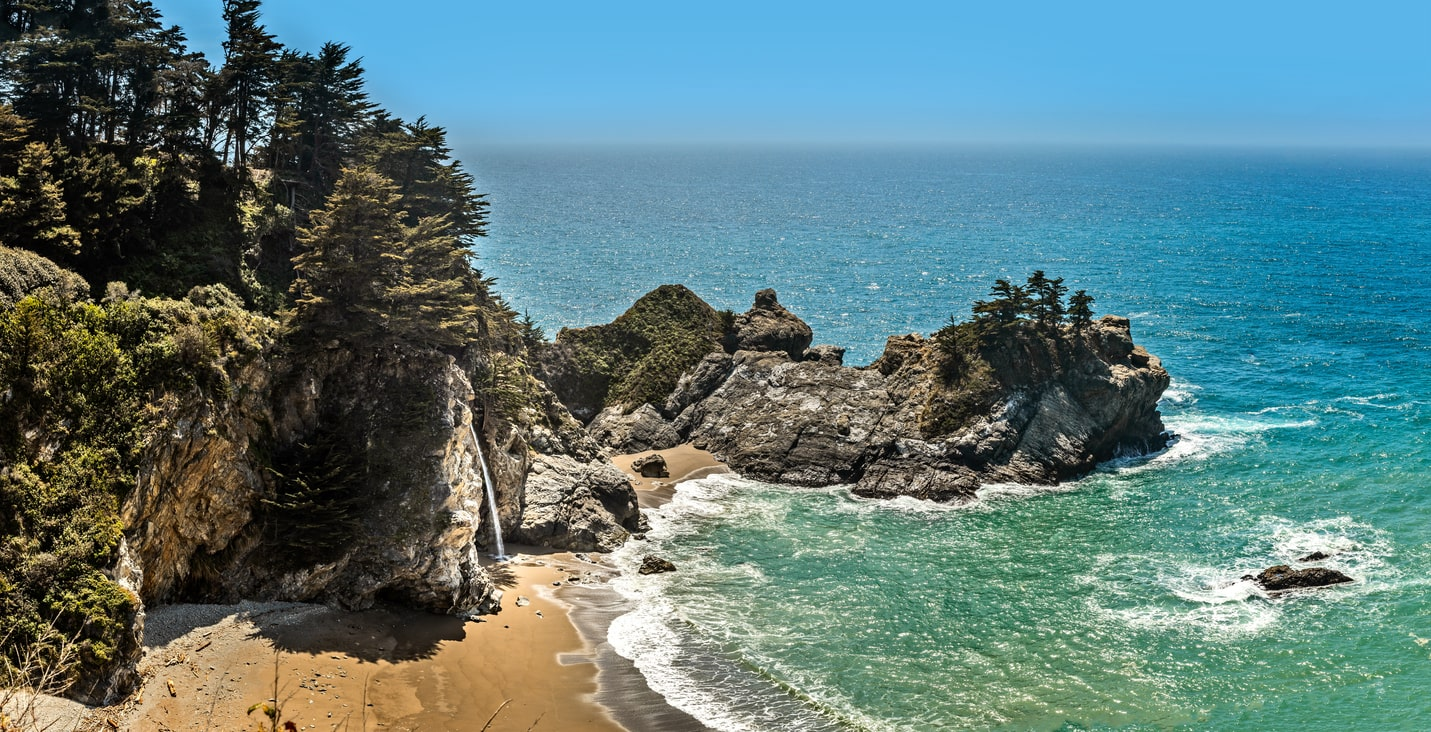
1068, 290, 1095, 333
289, 167, 478, 349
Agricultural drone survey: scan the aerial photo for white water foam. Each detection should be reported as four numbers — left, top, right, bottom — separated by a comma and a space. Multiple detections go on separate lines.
605, 474, 863, 732
1100, 412, 1319, 475
1086, 515, 1397, 639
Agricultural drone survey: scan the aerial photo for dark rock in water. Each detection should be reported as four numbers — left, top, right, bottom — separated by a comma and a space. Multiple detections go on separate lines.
1297, 551, 1332, 562
639, 555, 677, 575
631, 453, 670, 478
1254, 564, 1353, 591
724, 288, 813, 360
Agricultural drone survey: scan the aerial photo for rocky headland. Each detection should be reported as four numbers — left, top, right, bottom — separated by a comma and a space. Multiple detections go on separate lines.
542, 285, 1172, 504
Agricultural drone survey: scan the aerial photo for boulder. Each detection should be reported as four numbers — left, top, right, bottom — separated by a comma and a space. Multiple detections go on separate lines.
802, 344, 845, 366
631, 453, 670, 478
587, 404, 681, 454
724, 288, 813, 359
1297, 551, 1332, 562
1251, 564, 1353, 591
639, 555, 678, 575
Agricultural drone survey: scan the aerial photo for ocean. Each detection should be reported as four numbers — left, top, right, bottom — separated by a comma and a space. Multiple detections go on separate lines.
473, 146, 1431, 731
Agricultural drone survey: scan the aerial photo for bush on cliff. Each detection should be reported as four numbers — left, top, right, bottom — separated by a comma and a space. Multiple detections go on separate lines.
541, 284, 728, 419
0, 292, 271, 696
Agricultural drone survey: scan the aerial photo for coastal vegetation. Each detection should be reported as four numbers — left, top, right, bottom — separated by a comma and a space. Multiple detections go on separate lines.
924, 272, 1100, 436
0, 0, 529, 698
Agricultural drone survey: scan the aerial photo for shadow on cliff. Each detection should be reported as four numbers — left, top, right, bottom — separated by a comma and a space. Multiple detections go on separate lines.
243, 604, 467, 663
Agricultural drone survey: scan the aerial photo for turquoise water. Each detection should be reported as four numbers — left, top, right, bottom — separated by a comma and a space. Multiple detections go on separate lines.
475, 146, 1431, 730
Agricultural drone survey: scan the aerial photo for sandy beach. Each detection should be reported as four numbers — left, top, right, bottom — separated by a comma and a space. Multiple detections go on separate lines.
611, 444, 730, 509
48, 445, 727, 732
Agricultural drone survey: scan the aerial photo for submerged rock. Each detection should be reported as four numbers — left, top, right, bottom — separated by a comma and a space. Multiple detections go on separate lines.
1251, 564, 1353, 591
639, 555, 678, 575
1297, 551, 1332, 562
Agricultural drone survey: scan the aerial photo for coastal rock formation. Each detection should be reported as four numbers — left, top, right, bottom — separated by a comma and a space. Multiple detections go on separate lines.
1251, 565, 1354, 591
587, 403, 682, 454
724, 288, 813, 359
639, 555, 678, 575
552, 286, 1171, 503
127, 345, 642, 611
631, 453, 670, 478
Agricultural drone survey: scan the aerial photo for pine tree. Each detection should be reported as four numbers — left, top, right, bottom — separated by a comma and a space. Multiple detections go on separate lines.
290, 167, 478, 348
0, 142, 81, 257
1068, 290, 1095, 333
216, 0, 280, 169
1026, 270, 1067, 333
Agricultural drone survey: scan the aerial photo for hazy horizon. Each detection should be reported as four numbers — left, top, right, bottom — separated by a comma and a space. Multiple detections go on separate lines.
156, 1, 1431, 152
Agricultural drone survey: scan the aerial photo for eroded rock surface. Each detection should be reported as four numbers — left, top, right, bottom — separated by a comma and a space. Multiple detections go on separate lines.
1252, 565, 1354, 591
557, 286, 1171, 503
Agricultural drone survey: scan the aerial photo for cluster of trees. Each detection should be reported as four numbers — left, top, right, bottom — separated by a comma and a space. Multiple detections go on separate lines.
0, 0, 488, 314
971, 271, 1096, 335
0, 0, 511, 694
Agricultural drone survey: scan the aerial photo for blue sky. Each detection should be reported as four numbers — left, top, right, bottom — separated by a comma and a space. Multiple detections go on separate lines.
156, 1, 1431, 149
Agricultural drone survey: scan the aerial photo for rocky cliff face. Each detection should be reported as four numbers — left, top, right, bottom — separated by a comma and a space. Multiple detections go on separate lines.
565, 288, 1171, 503
124, 342, 641, 617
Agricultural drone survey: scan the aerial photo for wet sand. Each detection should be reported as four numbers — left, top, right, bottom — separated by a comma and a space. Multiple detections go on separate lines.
611, 444, 730, 509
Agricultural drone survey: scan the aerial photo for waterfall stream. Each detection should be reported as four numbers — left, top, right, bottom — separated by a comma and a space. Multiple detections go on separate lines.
466, 421, 507, 560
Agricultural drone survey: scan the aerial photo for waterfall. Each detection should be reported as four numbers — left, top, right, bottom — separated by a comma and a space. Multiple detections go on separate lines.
466, 421, 507, 560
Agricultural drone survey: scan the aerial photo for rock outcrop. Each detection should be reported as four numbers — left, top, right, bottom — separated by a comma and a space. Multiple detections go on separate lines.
631, 453, 670, 478
126, 344, 642, 615
554, 286, 1171, 503
723, 288, 812, 359
1251, 565, 1354, 591
639, 555, 678, 575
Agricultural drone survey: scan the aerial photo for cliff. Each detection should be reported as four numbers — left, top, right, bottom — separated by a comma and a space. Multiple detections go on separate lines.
1, 283, 642, 704
544, 287, 1171, 502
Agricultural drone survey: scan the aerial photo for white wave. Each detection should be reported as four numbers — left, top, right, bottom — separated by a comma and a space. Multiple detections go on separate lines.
974, 481, 1075, 502
1255, 515, 1395, 576
1101, 597, 1280, 636
1103, 413, 1319, 475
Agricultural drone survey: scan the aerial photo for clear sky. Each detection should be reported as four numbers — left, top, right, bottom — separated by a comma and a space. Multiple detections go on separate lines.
155, 1, 1431, 150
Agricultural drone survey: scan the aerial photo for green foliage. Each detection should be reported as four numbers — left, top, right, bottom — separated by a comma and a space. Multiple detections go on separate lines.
926, 273, 1100, 437
0, 143, 81, 258
1068, 289, 1096, 332
263, 429, 365, 567
289, 167, 479, 350
556, 284, 726, 412
0, 246, 89, 307
0, 293, 271, 691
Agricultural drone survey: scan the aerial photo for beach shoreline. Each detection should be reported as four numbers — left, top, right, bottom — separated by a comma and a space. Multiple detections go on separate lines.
44, 444, 727, 732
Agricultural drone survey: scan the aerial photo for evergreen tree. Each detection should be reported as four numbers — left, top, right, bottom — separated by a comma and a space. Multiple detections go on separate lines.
215, 0, 279, 169
0, 142, 81, 257
290, 167, 477, 348
359, 114, 487, 241
972, 278, 1029, 326
266, 42, 370, 205
1068, 289, 1095, 333
1026, 270, 1067, 332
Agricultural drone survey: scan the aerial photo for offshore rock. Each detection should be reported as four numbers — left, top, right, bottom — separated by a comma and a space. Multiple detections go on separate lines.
639, 555, 678, 575
724, 288, 813, 360
1252, 565, 1354, 591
